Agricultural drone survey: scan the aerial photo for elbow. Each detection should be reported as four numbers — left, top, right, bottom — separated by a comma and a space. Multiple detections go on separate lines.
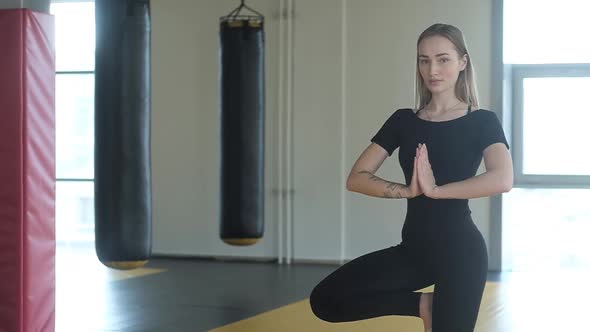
488, 169, 513, 193
346, 176, 355, 192
346, 173, 360, 192
502, 175, 514, 193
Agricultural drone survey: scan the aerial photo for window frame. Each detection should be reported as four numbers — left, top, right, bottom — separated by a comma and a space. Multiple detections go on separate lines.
52, 1, 96, 243
55, 70, 95, 182
511, 63, 590, 188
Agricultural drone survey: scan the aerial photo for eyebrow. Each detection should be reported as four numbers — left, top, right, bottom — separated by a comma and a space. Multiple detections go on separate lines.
418, 53, 450, 58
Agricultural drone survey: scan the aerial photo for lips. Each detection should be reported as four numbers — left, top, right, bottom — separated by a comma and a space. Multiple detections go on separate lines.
429, 79, 442, 85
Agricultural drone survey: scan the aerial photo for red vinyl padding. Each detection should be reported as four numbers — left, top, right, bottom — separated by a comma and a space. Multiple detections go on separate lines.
0, 9, 55, 332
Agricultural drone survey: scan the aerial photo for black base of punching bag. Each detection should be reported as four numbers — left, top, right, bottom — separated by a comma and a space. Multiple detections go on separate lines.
95, 0, 152, 269
219, 12, 265, 246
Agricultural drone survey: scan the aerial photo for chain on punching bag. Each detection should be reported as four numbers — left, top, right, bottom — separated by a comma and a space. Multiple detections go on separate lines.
219, 1, 265, 246
95, 0, 152, 269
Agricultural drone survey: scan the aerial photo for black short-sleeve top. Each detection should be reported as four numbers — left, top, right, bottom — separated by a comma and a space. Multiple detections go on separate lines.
370, 108, 510, 224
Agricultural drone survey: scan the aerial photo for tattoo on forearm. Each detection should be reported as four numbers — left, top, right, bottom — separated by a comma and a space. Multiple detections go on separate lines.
358, 170, 380, 182
357, 170, 403, 199
385, 182, 403, 198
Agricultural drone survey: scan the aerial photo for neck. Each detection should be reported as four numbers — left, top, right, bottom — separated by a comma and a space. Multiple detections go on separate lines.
427, 92, 463, 113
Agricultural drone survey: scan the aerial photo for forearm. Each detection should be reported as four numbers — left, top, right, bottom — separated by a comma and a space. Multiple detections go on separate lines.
435, 170, 512, 199
346, 171, 409, 199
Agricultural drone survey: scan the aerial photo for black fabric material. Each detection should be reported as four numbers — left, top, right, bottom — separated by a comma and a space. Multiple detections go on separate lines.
94, 0, 152, 264
370, 108, 509, 246
218, 20, 265, 242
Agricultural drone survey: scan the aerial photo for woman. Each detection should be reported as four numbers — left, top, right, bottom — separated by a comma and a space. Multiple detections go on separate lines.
309, 23, 513, 332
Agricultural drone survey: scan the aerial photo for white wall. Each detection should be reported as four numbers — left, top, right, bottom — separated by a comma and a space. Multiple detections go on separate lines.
291, 0, 347, 262
0, 0, 50, 12
152, 0, 498, 265
151, 0, 280, 258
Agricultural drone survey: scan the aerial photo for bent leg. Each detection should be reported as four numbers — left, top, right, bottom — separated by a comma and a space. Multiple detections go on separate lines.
309, 243, 433, 323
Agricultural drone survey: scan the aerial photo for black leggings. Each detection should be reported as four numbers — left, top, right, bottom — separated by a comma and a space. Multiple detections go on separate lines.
309, 225, 488, 332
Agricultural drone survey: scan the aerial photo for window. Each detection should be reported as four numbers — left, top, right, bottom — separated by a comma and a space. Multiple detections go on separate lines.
503, 0, 590, 64
52, 2, 95, 71
511, 64, 590, 185
51, 1, 95, 243
503, 188, 590, 271
503, 0, 590, 272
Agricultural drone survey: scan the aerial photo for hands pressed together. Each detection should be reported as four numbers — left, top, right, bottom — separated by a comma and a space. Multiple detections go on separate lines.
406, 143, 439, 199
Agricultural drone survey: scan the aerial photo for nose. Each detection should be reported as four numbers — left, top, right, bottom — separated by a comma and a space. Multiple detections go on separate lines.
429, 62, 439, 78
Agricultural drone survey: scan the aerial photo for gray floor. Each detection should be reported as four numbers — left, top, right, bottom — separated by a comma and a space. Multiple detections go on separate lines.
113, 257, 337, 332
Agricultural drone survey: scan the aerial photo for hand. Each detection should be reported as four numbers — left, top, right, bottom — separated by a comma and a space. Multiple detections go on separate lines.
405, 146, 423, 198
416, 143, 439, 198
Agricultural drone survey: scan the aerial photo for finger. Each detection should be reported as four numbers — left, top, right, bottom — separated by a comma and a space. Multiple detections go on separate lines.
419, 154, 426, 166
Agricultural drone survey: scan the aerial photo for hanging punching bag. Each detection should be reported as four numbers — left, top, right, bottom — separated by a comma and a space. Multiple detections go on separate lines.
219, 3, 265, 246
94, 0, 152, 269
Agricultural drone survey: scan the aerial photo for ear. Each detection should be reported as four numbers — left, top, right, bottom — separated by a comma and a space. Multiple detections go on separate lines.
460, 54, 468, 71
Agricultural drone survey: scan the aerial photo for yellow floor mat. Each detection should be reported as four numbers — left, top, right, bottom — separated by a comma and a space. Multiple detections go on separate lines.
210, 282, 502, 332
211, 270, 590, 332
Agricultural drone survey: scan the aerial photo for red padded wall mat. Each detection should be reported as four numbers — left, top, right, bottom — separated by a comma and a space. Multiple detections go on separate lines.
0, 9, 55, 332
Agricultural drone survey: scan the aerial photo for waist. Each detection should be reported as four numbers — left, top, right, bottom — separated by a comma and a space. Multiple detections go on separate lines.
407, 196, 471, 216
401, 211, 481, 254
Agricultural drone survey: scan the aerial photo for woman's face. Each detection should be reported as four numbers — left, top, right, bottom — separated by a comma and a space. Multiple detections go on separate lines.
417, 35, 467, 95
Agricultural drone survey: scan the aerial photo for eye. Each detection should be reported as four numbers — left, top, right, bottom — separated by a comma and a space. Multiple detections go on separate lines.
439, 58, 450, 63
419, 59, 429, 65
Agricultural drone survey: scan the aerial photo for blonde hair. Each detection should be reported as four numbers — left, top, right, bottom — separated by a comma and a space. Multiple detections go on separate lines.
414, 23, 479, 110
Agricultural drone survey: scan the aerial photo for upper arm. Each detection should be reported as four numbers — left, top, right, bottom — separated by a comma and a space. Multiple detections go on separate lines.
483, 142, 513, 190
348, 142, 389, 177
370, 109, 403, 156
347, 109, 402, 186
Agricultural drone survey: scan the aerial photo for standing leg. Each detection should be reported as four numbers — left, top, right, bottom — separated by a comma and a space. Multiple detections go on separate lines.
431, 227, 488, 332
309, 243, 434, 323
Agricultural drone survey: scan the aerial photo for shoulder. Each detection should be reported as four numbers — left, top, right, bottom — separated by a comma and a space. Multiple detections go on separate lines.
397, 107, 416, 114
391, 108, 415, 119
471, 109, 502, 123
378, 108, 414, 123
472, 108, 498, 118
471, 109, 507, 141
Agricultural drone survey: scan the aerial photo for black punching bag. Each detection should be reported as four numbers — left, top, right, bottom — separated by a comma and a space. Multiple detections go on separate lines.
94, 0, 152, 269
219, 3, 265, 246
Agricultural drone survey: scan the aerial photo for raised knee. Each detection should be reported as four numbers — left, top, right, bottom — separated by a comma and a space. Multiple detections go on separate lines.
309, 287, 339, 323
